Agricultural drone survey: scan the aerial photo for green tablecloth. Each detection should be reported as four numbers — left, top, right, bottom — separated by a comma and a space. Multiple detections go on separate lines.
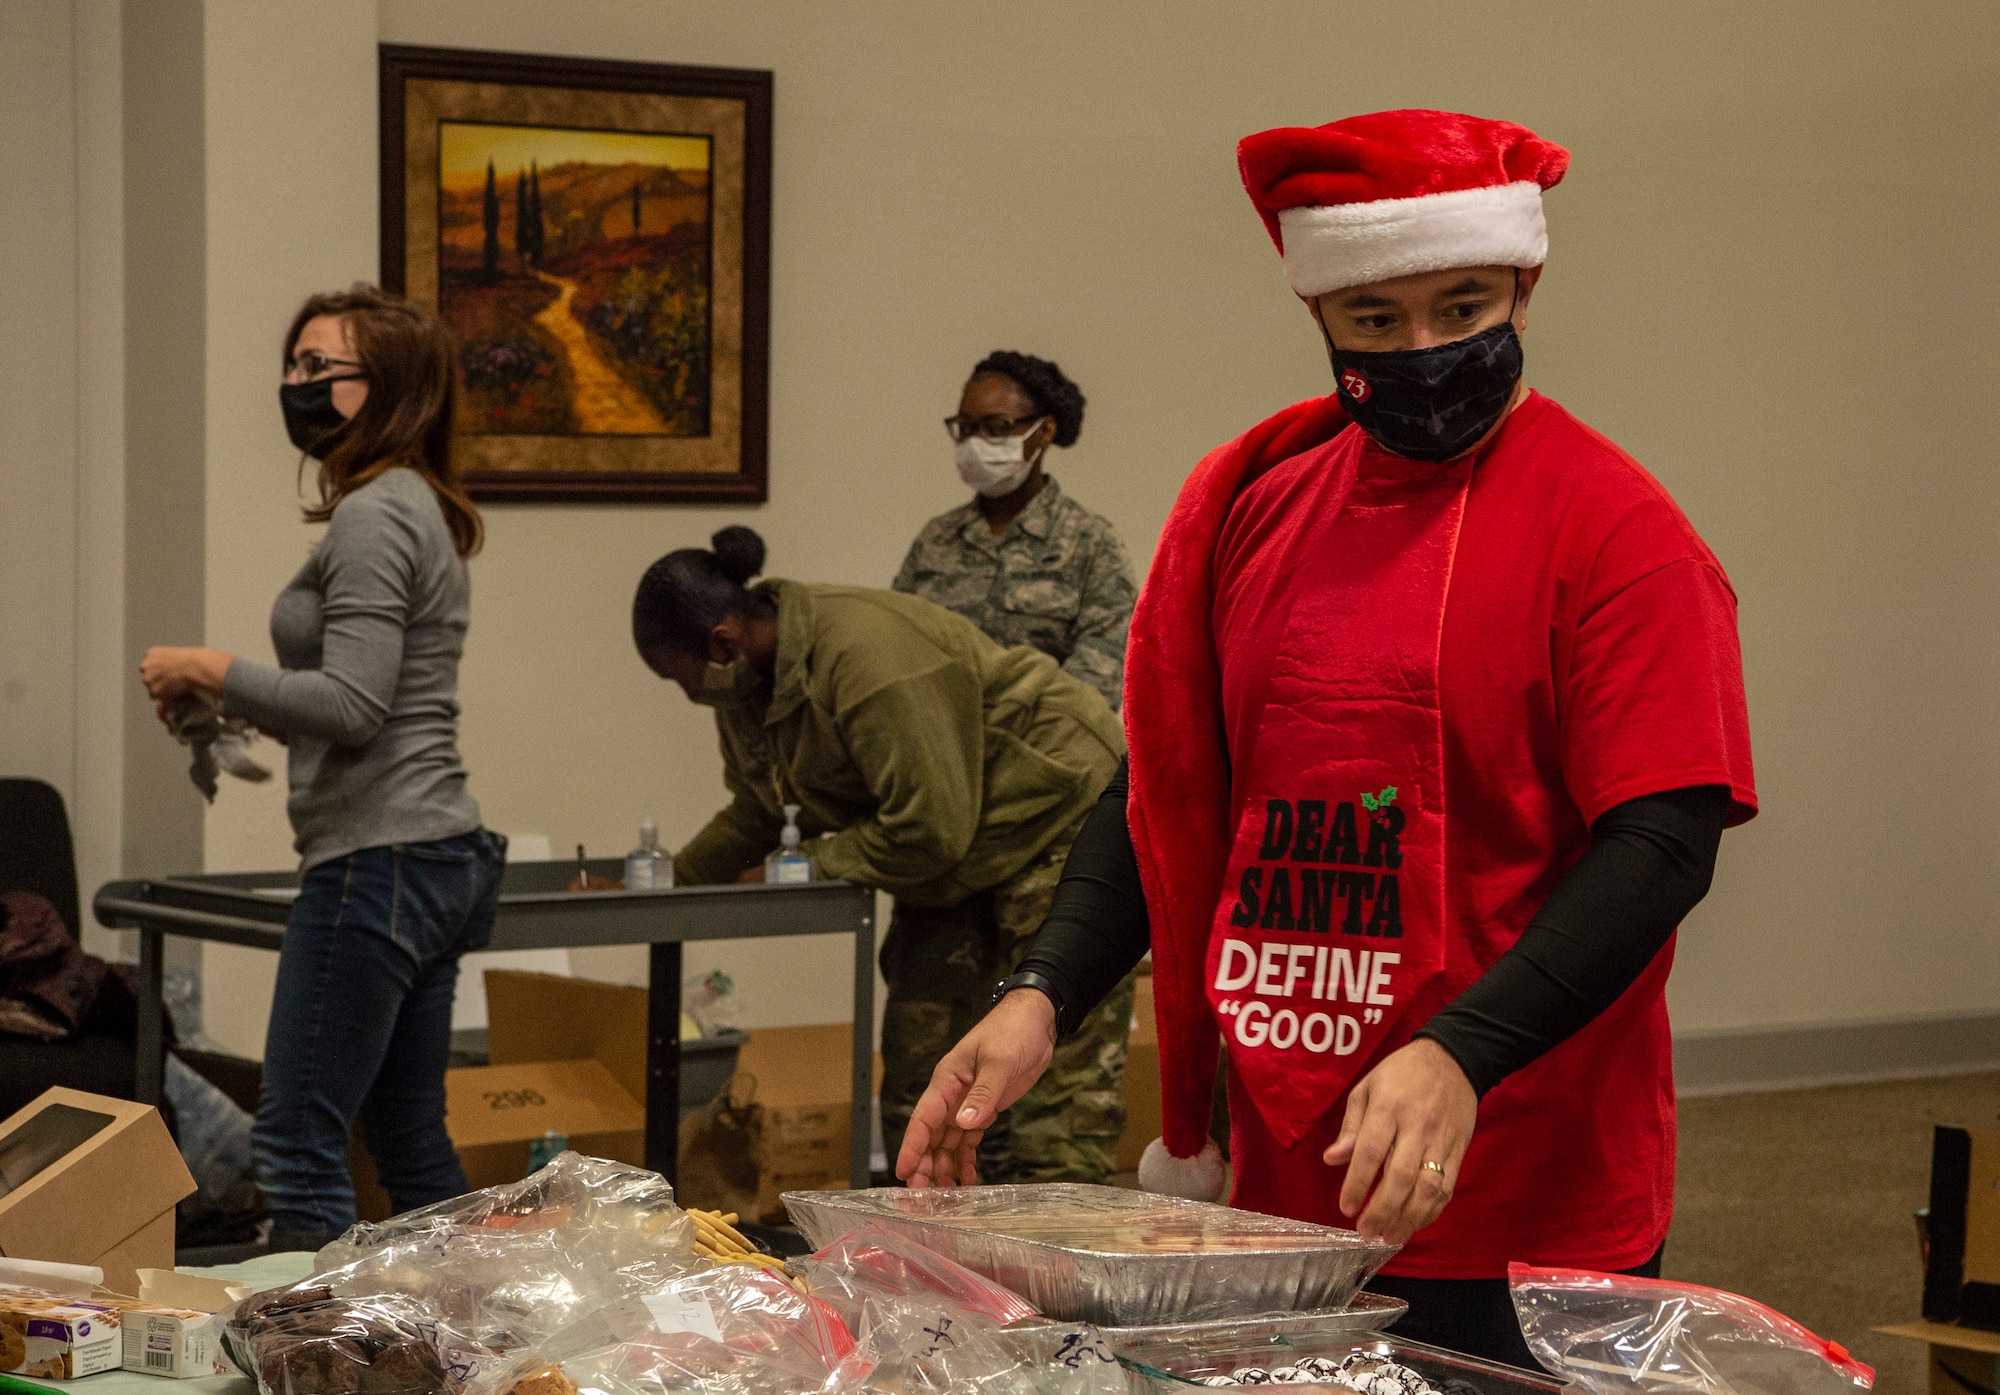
0, 1253, 316, 1395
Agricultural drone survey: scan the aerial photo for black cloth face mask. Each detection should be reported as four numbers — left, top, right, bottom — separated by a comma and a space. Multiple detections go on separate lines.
279, 376, 363, 457
1321, 293, 1525, 464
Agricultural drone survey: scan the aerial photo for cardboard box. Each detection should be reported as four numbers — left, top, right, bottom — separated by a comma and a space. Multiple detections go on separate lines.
679, 1023, 876, 1224
353, 1058, 647, 1216
0, 1089, 196, 1295
351, 973, 656, 1218
484, 970, 651, 1106
1923, 1126, 2000, 1329
134, 1268, 252, 1315
119, 1305, 226, 1378
1118, 970, 1160, 1172
448, 1059, 647, 1190
0, 1287, 124, 1380
1876, 1320, 2000, 1395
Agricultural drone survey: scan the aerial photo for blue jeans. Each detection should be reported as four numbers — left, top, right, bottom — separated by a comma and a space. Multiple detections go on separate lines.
253, 830, 504, 1240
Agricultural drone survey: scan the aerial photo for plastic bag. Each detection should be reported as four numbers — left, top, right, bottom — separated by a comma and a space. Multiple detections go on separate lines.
223, 1154, 701, 1394
685, 969, 741, 1036
219, 1284, 462, 1395
320, 1150, 695, 1267
1509, 1265, 1875, 1394
828, 1296, 1123, 1395
471, 1264, 854, 1395
793, 1222, 1040, 1331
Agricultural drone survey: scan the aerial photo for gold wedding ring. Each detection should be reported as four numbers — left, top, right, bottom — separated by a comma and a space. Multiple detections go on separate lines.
1422, 1160, 1447, 1176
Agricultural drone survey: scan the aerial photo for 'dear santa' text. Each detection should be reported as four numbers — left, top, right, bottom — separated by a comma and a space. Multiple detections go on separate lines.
1228, 796, 1404, 936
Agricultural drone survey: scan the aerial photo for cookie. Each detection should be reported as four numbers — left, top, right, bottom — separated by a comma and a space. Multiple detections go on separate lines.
0, 1323, 25, 1373
507, 1364, 580, 1395
260, 1336, 372, 1395
364, 1339, 446, 1393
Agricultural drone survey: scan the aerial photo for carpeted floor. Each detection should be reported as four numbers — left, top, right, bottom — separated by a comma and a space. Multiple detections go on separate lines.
1667, 1070, 2000, 1393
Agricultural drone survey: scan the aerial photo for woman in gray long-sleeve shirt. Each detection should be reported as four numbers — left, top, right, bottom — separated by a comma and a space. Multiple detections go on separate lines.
141, 286, 501, 1248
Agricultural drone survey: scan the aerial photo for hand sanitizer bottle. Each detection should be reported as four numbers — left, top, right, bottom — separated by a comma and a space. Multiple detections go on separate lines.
765, 804, 812, 884
625, 812, 670, 890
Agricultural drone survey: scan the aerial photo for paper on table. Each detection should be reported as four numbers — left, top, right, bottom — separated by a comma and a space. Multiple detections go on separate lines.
0, 1257, 101, 1298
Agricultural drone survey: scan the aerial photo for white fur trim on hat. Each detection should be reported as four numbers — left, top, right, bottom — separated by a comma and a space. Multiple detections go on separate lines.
1277, 180, 1547, 297
1137, 1136, 1228, 1203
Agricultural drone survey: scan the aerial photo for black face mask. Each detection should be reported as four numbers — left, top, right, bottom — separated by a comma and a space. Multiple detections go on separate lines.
1322, 313, 1524, 464
279, 377, 362, 457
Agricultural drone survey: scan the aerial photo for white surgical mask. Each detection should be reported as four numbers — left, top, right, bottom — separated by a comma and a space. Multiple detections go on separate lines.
953, 422, 1045, 498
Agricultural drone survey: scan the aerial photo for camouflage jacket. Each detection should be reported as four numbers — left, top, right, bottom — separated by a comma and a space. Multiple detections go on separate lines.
892, 477, 1135, 710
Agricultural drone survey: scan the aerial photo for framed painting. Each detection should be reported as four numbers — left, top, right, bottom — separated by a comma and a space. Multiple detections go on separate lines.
380, 45, 771, 503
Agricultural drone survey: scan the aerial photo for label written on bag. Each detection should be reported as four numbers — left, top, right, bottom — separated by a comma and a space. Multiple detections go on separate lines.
640, 1293, 723, 1344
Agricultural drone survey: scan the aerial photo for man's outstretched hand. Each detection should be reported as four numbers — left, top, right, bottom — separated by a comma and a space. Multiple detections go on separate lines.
894, 989, 1058, 1188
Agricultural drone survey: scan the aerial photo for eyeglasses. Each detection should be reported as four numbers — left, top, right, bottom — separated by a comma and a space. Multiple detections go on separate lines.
287, 351, 366, 382
944, 413, 1046, 444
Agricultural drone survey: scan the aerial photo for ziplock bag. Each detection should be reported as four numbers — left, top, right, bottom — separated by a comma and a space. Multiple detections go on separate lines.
1509, 1265, 1874, 1394
827, 1295, 1123, 1395
792, 1222, 1040, 1331
469, 1264, 854, 1395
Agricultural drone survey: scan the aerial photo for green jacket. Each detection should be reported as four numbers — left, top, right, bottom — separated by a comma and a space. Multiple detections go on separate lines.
673, 580, 1124, 907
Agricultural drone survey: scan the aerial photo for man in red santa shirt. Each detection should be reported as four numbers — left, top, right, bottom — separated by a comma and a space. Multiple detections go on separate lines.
896, 109, 1756, 1368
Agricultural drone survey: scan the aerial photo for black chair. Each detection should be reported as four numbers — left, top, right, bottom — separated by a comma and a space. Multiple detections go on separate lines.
0, 777, 143, 1119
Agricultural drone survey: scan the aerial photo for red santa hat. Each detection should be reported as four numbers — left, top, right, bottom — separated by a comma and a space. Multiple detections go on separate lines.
1238, 109, 1569, 297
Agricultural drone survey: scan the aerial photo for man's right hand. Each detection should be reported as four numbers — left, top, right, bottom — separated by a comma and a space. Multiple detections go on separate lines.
894, 989, 1058, 1188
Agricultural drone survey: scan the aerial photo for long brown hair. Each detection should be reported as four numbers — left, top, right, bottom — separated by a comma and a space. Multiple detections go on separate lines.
284, 285, 483, 557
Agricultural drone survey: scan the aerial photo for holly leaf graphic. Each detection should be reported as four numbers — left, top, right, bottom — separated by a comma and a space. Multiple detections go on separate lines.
1379, 785, 1398, 807
1361, 792, 1378, 812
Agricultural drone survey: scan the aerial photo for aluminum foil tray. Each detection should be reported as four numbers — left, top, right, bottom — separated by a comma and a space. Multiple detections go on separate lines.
1119, 1332, 1570, 1394
780, 1183, 1397, 1327
1102, 1290, 1407, 1347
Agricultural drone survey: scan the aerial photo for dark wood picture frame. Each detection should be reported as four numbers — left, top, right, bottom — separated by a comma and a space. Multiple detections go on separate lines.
380, 44, 771, 504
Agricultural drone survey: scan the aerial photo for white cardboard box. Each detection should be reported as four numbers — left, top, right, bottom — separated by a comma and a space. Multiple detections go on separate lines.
0, 1287, 123, 1380
120, 1306, 227, 1378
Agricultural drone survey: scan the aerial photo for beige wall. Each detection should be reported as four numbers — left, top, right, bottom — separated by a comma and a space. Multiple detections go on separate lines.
0, 5, 84, 870
26, 0, 2000, 1055
0, 0, 128, 951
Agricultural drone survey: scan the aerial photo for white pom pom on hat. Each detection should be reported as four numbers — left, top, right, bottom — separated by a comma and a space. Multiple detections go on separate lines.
1137, 1136, 1227, 1203
1237, 109, 1571, 297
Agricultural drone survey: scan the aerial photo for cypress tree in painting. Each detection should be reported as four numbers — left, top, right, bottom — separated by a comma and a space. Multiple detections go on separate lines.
526, 161, 544, 265
514, 167, 530, 267
632, 176, 642, 233
481, 159, 500, 275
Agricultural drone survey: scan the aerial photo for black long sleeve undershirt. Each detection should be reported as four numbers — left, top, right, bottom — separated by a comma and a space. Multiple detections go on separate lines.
1014, 758, 1729, 1096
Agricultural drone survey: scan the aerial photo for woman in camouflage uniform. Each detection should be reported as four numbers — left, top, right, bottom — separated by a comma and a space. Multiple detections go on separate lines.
634, 527, 1134, 1184
894, 352, 1136, 712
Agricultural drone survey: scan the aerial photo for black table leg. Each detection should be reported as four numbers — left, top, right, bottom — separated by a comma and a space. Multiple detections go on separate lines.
850, 907, 875, 1188
646, 940, 684, 1183
135, 927, 165, 1106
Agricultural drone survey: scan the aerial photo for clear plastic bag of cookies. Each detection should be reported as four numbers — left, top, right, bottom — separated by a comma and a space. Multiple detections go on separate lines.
475, 1265, 855, 1395
792, 1222, 1039, 1333
826, 1296, 1123, 1395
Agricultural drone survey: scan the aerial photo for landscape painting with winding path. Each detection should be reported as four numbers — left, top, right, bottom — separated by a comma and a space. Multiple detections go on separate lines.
437, 121, 713, 438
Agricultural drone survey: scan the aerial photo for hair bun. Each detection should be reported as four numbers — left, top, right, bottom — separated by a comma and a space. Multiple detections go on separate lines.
971, 350, 1085, 448
710, 525, 766, 586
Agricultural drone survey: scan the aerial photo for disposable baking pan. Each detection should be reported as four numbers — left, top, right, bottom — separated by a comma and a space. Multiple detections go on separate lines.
1118, 1332, 1571, 1394
1101, 1290, 1407, 1347
780, 1183, 1397, 1326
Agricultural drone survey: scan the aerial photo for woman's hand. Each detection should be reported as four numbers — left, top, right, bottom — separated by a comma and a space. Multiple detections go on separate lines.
896, 989, 1058, 1188
139, 646, 233, 703
1322, 1037, 1477, 1245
